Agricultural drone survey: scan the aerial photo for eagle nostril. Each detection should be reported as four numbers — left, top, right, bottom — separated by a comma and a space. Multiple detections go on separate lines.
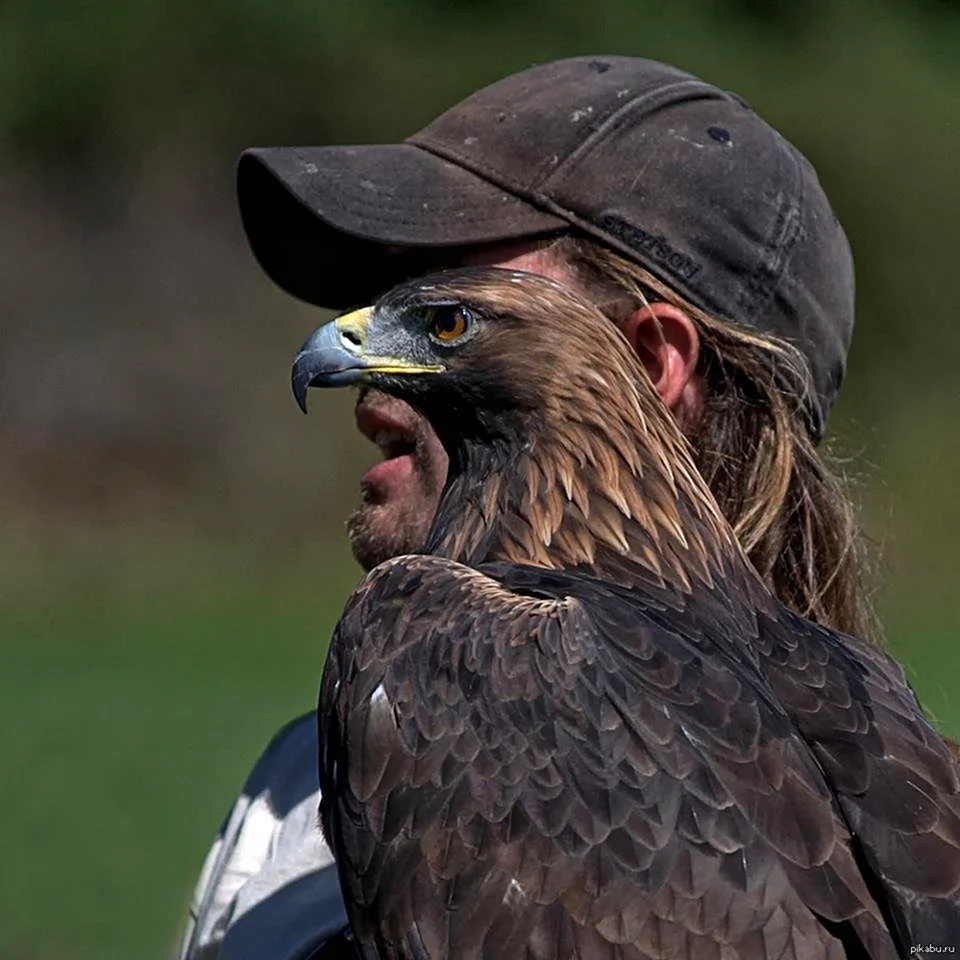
341, 328, 363, 348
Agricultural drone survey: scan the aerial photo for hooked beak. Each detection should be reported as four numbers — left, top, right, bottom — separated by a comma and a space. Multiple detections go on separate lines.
291, 307, 442, 413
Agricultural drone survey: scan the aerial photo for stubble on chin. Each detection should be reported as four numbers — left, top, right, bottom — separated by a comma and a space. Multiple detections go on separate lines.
346, 501, 433, 572
345, 395, 449, 572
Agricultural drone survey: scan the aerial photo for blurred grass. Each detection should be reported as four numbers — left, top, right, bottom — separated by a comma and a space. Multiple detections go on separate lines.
0, 528, 360, 960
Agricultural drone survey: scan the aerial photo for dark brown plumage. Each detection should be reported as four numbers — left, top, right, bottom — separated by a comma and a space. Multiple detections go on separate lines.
293, 268, 960, 958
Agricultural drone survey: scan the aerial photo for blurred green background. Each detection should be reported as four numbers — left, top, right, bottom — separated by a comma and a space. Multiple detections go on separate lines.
0, 0, 957, 956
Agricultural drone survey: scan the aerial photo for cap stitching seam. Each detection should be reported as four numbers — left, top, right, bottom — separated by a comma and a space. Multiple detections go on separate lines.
735, 139, 804, 325
411, 80, 728, 203
534, 80, 731, 192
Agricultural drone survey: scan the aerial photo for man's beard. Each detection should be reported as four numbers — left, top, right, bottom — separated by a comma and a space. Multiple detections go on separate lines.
346, 500, 435, 572
345, 389, 450, 572
345, 440, 447, 572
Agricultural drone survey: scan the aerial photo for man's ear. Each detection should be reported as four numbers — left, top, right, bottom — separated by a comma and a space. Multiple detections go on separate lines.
618, 302, 704, 432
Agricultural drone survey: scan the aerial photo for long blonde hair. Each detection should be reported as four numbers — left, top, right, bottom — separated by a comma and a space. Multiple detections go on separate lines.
550, 235, 877, 642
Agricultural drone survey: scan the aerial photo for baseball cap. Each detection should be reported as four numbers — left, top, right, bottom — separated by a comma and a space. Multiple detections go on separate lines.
237, 56, 854, 437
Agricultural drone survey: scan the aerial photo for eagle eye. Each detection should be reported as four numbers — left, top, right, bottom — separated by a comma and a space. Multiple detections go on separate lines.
426, 306, 472, 344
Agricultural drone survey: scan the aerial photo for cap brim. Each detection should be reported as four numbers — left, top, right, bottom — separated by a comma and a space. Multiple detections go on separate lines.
237, 144, 567, 309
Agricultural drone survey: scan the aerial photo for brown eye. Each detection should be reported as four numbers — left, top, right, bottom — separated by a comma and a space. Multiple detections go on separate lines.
428, 306, 471, 342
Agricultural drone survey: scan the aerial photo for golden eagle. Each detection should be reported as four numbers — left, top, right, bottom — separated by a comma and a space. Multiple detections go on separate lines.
292, 268, 960, 958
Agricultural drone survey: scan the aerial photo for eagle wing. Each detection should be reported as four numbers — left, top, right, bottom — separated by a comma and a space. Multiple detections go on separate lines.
755, 606, 960, 943
319, 555, 900, 959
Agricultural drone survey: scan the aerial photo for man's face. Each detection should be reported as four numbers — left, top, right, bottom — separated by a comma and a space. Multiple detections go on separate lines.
346, 243, 577, 571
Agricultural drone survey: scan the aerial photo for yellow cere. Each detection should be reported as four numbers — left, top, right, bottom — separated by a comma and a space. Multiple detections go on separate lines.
335, 306, 372, 349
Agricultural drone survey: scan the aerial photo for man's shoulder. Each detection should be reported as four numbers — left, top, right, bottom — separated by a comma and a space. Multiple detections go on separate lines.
242, 711, 319, 815
180, 711, 343, 960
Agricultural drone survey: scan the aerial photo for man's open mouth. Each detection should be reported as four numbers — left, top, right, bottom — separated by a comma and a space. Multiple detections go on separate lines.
355, 393, 421, 475
371, 429, 416, 461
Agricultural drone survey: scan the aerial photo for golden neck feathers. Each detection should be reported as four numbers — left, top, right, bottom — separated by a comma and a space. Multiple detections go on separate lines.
423, 284, 743, 595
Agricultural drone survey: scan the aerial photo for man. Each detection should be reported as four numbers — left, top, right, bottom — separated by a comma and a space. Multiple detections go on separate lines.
178, 56, 865, 959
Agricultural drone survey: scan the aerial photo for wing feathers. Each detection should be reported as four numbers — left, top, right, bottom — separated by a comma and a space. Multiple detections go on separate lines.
319, 555, 917, 957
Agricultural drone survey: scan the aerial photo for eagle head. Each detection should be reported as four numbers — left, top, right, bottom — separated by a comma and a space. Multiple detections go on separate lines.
291, 266, 644, 455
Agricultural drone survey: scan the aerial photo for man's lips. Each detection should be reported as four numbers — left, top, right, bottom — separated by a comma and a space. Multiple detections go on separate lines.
355, 399, 418, 460
354, 396, 419, 494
